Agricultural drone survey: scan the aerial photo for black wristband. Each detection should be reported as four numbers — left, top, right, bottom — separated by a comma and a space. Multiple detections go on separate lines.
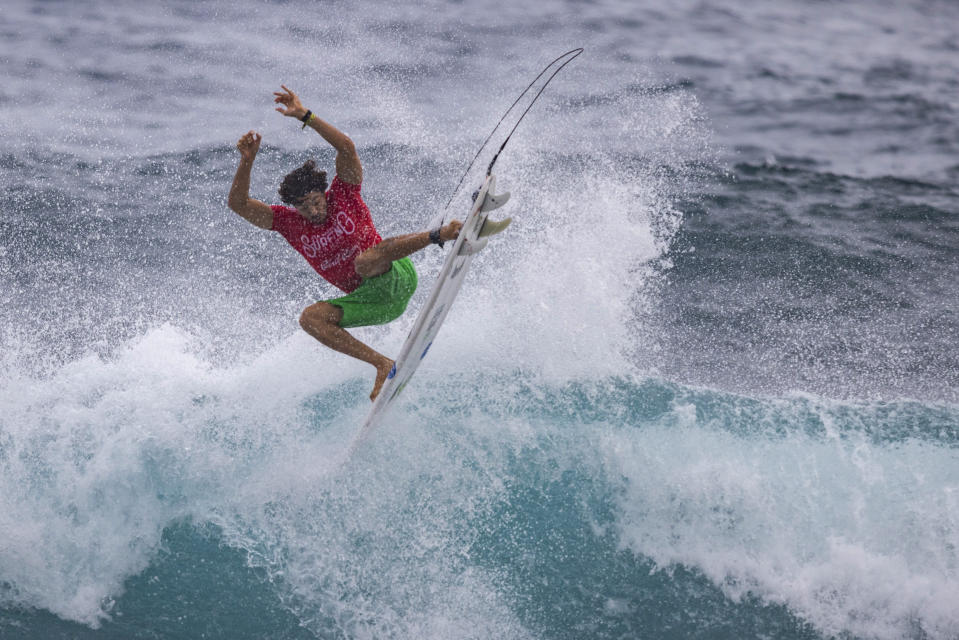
429, 228, 445, 248
300, 109, 313, 123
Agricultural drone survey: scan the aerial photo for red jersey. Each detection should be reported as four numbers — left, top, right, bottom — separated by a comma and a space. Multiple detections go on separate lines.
270, 176, 382, 293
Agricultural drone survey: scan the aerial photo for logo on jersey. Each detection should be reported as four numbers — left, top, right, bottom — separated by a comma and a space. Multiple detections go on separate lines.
300, 211, 356, 258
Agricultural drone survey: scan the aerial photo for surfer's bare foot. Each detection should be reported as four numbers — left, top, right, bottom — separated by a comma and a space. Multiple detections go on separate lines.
371, 358, 395, 401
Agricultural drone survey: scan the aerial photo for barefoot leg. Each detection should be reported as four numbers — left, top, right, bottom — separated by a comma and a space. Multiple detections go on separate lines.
299, 301, 393, 401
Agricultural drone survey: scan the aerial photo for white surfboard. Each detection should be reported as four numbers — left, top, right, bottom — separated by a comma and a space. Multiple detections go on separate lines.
349, 173, 512, 452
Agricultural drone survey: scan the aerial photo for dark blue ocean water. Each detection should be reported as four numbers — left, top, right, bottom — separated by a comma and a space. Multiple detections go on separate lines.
1, 0, 958, 638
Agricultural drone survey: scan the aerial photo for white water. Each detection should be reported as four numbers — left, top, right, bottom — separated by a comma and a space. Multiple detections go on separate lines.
605, 395, 959, 640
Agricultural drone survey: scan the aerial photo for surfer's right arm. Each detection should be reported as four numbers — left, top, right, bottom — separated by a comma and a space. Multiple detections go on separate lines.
228, 131, 274, 230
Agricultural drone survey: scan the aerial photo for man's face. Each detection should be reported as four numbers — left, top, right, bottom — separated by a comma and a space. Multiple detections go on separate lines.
296, 190, 328, 224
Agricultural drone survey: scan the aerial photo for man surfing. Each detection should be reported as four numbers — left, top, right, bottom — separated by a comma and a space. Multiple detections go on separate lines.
228, 86, 461, 401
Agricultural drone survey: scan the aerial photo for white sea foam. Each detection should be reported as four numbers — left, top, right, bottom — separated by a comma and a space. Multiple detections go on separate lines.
603, 395, 959, 640
0, 322, 541, 634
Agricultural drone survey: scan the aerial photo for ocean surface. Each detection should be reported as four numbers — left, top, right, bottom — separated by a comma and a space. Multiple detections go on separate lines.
2, 0, 958, 638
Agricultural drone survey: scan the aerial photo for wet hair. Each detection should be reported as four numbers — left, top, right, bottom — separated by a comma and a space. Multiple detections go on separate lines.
278, 159, 328, 205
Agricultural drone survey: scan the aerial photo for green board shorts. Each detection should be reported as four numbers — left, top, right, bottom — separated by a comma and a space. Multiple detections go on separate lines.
326, 257, 418, 328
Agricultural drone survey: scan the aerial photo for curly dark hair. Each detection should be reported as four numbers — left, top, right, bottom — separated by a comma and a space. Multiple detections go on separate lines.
278, 159, 328, 205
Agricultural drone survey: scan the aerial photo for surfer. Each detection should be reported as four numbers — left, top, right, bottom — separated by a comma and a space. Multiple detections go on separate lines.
228, 85, 462, 401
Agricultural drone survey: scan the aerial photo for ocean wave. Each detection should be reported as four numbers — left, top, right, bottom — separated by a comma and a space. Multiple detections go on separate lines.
1, 324, 956, 638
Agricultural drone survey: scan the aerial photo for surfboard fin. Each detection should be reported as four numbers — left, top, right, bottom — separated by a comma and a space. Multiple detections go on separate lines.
481, 191, 510, 212
478, 216, 512, 238
458, 237, 489, 256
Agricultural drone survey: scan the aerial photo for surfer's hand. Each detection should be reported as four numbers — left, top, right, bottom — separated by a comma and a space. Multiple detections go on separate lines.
273, 85, 307, 119
440, 220, 462, 242
236, 131, 262, 161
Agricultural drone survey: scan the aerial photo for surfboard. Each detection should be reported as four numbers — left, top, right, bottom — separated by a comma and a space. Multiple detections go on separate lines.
349, 173, 512, 452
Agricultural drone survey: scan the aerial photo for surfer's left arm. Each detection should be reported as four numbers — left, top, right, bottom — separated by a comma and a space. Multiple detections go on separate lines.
273, 85, 363, 185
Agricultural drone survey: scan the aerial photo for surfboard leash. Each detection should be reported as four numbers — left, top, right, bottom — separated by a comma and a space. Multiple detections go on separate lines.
483, 47, 584, 177
440, 47, 585, 214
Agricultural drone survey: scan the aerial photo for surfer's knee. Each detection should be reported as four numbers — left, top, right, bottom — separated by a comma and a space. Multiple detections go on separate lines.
353, 250, 385, 280
353, 246, 393, 278
299, 302, 342, 334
